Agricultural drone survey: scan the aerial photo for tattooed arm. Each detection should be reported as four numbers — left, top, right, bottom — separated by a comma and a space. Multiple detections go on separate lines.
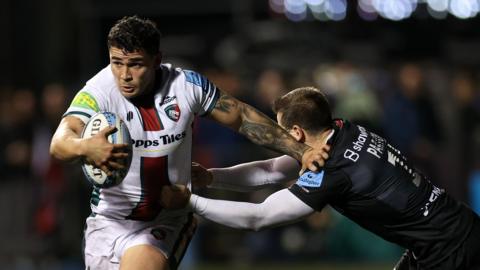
208, 90, 328, 172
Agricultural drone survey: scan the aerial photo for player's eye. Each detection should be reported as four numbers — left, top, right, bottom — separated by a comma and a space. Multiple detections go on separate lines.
112, 61, 123, 67
128, 63, 143, 68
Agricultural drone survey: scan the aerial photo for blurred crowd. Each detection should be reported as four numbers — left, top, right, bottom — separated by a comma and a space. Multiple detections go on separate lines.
1, 60, 480, 269
0, 83, 91, 269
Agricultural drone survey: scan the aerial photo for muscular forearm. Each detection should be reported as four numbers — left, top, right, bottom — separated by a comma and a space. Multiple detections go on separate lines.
210, 93, 310, 162
50, 126, 85, 161
190, 189, 314, 231
50, 116, 86, 161
209, 155, 299, 192
238, 103, 309, 161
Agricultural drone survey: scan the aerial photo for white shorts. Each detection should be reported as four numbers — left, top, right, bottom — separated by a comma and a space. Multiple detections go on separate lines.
83, 210, 196, 270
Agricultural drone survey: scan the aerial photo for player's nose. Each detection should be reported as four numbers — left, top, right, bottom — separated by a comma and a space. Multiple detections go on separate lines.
120, 67, 132, 81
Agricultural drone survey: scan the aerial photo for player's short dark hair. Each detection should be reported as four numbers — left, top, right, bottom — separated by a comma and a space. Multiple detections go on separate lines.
107, 15, 161, 56
272, 86, 333, 133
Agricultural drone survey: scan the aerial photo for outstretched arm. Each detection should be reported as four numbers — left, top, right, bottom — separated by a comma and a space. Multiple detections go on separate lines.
192, 155, 299, 191
190, 189, 315, 231
208, 91, 328, 173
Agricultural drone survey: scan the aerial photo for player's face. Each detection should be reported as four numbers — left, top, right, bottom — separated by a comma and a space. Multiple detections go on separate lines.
109, 47, 160, 99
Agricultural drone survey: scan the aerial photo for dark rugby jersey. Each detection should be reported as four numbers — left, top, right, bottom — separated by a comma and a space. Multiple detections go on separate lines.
289, 119, 477, 267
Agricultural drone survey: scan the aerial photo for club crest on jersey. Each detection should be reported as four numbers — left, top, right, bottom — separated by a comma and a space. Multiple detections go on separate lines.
165, 104, 181, 122
296, 171, 324, 188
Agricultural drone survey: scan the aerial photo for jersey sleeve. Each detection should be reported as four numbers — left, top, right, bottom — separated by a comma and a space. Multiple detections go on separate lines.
209, 155, 299, 192
63, 87, 106, 124
288, 170, 349, 211
181, 70, 220, 116
190, 189, 315, 231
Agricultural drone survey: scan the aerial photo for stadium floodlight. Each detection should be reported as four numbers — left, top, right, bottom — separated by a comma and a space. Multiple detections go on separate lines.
373, 0, 418, 21
358, 0, 379, 20
268, 0, 480, 21
449, 0, 479, 19
325, 0, 347, 21
305, 0, 325, 6
269, 0, 285, 14
426, 0, 449, 12
307, 0, 326, 14
285, 0, 308, 21
427, 6, 449, 19
359, 0, 377, 13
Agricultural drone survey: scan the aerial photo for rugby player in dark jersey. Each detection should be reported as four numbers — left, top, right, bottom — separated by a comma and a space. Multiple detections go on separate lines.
174, 87, 480, 269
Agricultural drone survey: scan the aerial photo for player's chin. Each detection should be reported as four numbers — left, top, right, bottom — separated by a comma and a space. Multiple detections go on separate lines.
120, 90, 138, 99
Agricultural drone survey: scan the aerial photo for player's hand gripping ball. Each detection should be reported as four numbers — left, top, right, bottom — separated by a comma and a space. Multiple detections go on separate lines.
81, 112, 133, 188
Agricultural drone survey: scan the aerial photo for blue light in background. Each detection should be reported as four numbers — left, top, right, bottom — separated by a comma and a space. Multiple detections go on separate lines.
269, 0, 480, 21
449, 0, 479, 19
324, 0, 347, 21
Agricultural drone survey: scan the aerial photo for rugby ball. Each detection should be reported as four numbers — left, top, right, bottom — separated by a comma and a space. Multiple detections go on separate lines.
81, 111, 132, 188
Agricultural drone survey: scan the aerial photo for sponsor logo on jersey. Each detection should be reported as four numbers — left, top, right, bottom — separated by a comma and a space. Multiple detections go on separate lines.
159, 95, 177, 106
420, 186, 445, 216
131, 131, 186, 148
344, 125, 386, 163
296, 171, 324, 188
165, 104, 181, 122
71, 92, 99, 112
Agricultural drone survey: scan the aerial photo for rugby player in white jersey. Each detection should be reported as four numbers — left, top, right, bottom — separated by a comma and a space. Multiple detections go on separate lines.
49, 16, 328, 270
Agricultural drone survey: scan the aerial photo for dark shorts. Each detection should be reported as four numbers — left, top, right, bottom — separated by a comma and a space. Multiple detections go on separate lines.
394, 217, 480, 270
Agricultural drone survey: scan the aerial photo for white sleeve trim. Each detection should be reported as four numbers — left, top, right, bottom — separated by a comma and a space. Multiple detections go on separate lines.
63, 111, 91, 124
190, 189, 314, 231
208, 155, 299, 192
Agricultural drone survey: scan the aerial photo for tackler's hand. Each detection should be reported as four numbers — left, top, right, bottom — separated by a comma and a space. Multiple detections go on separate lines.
159, 184, 191, 210
300, 144, 330, 175
191, 162, 213, 188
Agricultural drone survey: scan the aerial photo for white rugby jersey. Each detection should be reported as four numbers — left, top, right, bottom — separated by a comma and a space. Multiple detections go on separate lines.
65, 63, 219, 221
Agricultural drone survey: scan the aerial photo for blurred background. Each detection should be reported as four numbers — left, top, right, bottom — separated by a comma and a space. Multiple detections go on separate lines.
1, 0, 480, 269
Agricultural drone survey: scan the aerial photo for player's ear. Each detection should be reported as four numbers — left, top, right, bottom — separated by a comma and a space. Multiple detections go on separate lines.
290, 125, 305, 142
